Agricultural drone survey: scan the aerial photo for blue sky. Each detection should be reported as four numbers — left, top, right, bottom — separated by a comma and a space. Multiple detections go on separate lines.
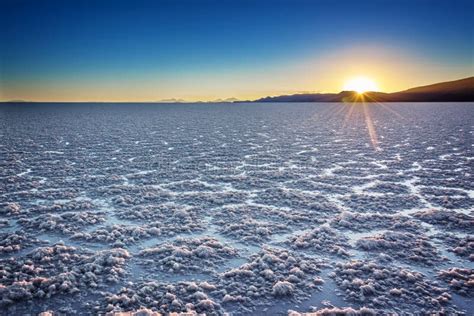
0, 0, 473, 101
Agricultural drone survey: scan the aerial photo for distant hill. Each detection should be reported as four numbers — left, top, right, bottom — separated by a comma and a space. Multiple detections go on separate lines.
252, 77, 474, 102
155, 97, 240, 103
156, 98, 186, 103
209, 97, 240, 103
2, 78, 472, 104
1, 99, 30, 103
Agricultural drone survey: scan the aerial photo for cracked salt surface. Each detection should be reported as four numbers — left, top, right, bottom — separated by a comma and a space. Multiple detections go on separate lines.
0, 102, 473, 315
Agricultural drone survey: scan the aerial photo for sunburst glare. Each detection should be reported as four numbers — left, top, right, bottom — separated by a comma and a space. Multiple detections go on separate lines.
343, 77, 379, 94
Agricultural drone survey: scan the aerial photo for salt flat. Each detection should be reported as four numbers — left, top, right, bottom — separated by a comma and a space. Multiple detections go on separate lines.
0, 102, 472, 315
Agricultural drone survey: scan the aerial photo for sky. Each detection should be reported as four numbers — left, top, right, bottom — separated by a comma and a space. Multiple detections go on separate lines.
0, 0, 473, 102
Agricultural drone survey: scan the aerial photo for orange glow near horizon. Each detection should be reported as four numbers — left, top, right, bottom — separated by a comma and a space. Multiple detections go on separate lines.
2, 43, 472, 102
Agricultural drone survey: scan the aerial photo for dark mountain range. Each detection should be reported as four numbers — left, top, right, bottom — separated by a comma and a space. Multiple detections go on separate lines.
252, 77, 474, 102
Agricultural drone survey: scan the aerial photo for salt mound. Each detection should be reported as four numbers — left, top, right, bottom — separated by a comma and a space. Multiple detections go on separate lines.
438, 267, 473, 296
217, 247, 325, 312
99, 280, 223, 315
19, 211, 106, 235
288, 306, 377, 316
331, 259, 458, 313
0, 244, 130, 307
413, 209, 474, 232
437, 233, 474, 261
287, 226, 350, 257
331, 211, 422, 233
106, 307, 161, 316
216, 216, 287, 244
272, 281, 294, 297
0, 231, 40, 254
138, 236, 238, 274
355, 230, 444, 265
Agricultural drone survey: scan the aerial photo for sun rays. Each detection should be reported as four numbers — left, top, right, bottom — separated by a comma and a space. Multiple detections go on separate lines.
297, 75, 408, 153
338, 92, 405, 151
362, 102, 380, 151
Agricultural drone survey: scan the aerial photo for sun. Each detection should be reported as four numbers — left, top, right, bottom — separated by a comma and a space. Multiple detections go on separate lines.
343, 77, 379, 94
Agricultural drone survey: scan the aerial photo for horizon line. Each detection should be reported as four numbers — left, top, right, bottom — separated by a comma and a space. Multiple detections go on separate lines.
2, 76, 472, 104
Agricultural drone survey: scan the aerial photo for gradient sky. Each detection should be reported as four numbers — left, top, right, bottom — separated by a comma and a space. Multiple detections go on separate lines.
0, 0, 473, 102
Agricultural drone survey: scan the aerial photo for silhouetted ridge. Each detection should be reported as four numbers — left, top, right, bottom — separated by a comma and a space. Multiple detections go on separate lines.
252, 77, 474, 102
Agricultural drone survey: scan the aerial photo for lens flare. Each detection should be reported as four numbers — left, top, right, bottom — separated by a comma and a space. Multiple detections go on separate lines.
343, 77, 378, 94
